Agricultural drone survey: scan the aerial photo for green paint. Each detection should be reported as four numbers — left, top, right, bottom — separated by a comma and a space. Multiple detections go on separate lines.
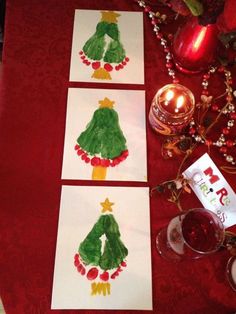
83, 21, 126, 63
78, 214, 128, 270
77, 107, 127, 159
83, 22, 107, 60
104, 40, 125, 64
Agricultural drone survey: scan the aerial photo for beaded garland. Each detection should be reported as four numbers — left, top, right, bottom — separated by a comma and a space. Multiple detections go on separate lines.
189, 67, 236, 166
135, 0, 236, 167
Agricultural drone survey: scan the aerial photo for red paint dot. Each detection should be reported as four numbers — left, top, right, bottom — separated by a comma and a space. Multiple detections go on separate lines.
77, 149, 83, 156
74, 259, 80, 267
92, 61, 101, 70
81, 153, 88, 160
85, 157, 90, 163
80, 267, 86, 276
104, 63, 113, 72
74, 253, 79, 260
87, 267, 99, 280
91, 157, 101, 166
100, 271, 109, 282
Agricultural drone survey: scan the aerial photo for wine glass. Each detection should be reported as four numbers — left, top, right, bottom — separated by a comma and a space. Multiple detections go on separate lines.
156, 208, 225, 261
226, 256, 236, 292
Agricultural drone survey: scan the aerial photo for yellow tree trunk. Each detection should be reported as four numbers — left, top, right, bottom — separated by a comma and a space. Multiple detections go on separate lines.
92, 166, 107, 180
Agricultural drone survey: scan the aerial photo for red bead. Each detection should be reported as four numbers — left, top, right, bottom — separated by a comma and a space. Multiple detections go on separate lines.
125, 57, 129, 62
220, 147, 227, 154
218, 66, 225, 73
201, 90, 209, 96
226, 95, 233, 102
205, 139, 212, 146
144, 6, 151, 12
203, 73, 210, 80
168, 33, 173, 40
228, 79, 233, 85
79, 51, 83, 55
230, 112, 236, 119
211, 104, 219, 112
164, 48, 170, 53
151, 18, 158, 25
122, 61, 126, 66
74, 144, 80, 150
189, 127, 196, 135
156, 33, 163, 39
166, 62, 173, 69
226, 140, 234, 147
173, 78, 179, 84
115, 65, 120, 71
222, 128, 230, 135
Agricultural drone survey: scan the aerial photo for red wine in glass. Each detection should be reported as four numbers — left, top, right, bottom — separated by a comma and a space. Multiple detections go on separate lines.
157, 208, 225, 260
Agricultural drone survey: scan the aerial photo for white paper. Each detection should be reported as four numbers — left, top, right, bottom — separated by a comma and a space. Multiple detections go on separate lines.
51, 185, 152, 310
69, 10, 144, 84
61, 88, 147, 182
183, 153, 236, 228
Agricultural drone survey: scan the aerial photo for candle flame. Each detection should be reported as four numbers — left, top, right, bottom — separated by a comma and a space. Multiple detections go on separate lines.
176, 95, 185, 108
166, 90, 174, 101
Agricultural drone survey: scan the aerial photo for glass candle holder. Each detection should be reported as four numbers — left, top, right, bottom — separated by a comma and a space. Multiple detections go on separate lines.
149, 84, 195, 135
172, 17, 219, 74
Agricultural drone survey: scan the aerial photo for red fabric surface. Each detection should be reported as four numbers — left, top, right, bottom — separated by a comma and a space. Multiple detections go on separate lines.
0, 0, 236, 313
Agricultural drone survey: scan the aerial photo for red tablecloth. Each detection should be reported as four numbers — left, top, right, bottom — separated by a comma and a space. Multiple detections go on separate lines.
1, 0, 236, 313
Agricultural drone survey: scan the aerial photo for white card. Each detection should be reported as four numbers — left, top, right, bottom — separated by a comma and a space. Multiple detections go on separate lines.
69, 10, 144, 84
61, 88, 147, 182
183, 153, 236, 228
51, 186, 152, 310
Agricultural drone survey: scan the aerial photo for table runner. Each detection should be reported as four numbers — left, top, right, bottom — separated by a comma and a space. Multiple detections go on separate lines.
0, 0, 236, 313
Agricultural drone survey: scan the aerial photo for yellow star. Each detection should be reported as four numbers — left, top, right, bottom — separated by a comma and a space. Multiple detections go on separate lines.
99, 97, 115, 109
100, 11, 121, 24
100, 198, 114, 213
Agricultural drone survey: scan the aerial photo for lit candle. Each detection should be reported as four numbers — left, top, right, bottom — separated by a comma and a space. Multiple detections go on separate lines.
149, 84, 195, 135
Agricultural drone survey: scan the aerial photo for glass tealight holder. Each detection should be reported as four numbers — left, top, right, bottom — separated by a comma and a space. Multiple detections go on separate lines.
149, 84, 195, 135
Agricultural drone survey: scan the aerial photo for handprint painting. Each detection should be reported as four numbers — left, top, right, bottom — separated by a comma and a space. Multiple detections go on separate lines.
51, 186, 152, 309
61, 88, 147, 182
69, 10, 144, 84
